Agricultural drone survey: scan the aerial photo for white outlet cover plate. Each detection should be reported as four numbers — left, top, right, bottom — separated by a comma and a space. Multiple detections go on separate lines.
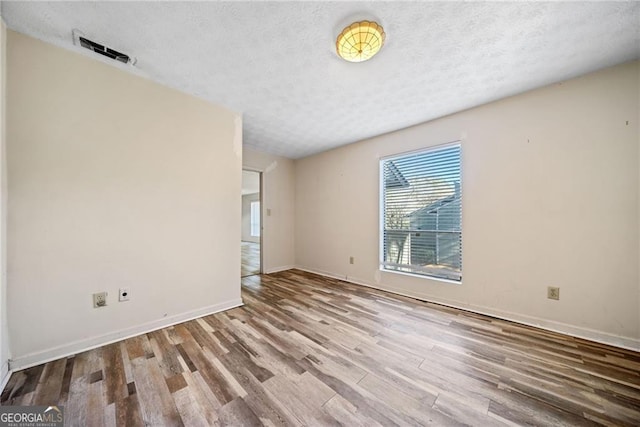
93, 292, 107, 308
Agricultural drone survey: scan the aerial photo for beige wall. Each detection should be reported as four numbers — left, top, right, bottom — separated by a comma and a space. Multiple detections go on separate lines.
7, 31, 242, 369
242, 192, 260, 243
243, 148, 295, 273
295, 61, 640, 349
0, 19, 8, 385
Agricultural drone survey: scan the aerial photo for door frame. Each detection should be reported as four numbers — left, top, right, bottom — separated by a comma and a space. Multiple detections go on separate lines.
242, 167, 263, 275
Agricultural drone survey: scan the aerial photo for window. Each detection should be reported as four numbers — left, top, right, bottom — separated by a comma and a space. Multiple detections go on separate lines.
380, 143, 462, 281
250, 201, 260, 237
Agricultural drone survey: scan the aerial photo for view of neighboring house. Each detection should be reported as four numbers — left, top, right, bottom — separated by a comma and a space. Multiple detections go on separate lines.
408, 187, 461, 272
382, 145, 462, 281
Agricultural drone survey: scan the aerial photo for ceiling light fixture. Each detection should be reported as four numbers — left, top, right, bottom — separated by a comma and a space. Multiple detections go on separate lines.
336, 21, 386, 63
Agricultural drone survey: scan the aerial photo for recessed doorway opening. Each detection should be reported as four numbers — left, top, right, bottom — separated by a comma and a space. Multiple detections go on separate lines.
241, 169, 262, 277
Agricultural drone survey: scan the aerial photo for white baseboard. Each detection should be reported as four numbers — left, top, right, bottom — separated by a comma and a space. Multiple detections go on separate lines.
295, 266, 640, 352
0, 360, 10, 393
9, 298, 244, 372
264, 265, 296, 274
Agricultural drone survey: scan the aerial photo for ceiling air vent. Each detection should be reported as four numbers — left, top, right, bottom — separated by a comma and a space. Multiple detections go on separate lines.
72, 30, 136, 65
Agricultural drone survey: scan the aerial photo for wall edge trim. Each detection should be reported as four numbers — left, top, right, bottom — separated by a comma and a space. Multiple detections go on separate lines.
9, 298, 244, 372
295, 266, 640, 352
264, 265, 296, 274
0, 361, 10, 393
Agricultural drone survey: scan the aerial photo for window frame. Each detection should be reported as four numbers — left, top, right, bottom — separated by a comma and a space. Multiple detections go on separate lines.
379, 141, 463, 284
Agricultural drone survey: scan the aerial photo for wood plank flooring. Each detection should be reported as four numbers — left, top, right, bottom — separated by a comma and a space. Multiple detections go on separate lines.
2, 269, 640, 426
241, 241, 260, 277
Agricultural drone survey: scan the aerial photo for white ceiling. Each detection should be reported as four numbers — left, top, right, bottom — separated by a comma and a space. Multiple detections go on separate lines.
2, 1, 639, 159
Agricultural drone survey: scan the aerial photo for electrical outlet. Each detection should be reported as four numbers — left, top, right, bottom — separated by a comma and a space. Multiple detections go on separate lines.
349, 256, 354, 265
547, 287, 560, 300
119, 288, 130, 302
93, 292, 107, 308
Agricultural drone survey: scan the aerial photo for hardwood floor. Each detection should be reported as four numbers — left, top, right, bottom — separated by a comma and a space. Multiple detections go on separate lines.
2, 269, 640, 426
241, 241, 260, 277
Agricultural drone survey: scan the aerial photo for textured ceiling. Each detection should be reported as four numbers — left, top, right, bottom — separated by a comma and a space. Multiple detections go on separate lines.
2, 1, 639, 159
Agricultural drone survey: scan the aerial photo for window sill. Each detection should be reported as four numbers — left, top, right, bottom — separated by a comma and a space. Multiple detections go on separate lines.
380, 267, 462, 285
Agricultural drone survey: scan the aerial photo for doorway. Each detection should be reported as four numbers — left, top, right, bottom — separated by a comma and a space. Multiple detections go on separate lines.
241, 169, 261, 277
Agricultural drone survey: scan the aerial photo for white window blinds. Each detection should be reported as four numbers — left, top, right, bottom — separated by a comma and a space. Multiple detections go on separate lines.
381, 144, 462, 281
